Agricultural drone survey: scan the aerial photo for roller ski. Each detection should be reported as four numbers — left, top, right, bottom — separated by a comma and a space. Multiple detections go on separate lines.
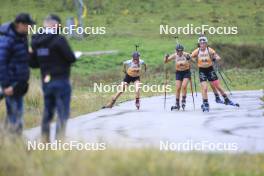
102, 99, 116, 109
135, 98, 140, 110
224, 98, 240, 107
201, 102, 209, 112
215, 96, 224, 104
216, 96, 240, 107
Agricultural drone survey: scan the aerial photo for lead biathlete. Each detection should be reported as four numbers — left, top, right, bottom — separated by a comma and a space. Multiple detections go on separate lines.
191, 36, 238, 112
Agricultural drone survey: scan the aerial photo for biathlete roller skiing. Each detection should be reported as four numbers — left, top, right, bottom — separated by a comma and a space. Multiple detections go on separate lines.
164, 43, 193, 111
191, 36, 239, 112
102, 45, 147, 110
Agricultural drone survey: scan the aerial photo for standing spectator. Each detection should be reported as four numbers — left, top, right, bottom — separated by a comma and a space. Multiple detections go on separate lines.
30, 14, 76, 142
0, 13, 35, 135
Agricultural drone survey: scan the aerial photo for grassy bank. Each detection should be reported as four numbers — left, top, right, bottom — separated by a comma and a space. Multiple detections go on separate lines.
0, 137, 263, 176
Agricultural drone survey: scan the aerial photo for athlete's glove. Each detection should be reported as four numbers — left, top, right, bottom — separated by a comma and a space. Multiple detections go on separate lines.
186, 55, 191, 60
164, 54, 170, 63
212, 57, 216, 62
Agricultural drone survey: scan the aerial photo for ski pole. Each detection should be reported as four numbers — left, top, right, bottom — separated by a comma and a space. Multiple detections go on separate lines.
215, 62, 233, 95
164, 64, 168, 109
213, 62, 230, 83
219, 70, 232, 95
135, 44, 139, 51
189, 77, 195, 110
218, 64, 232, 83
174, 36, 179, 45
192, 69, 198, 97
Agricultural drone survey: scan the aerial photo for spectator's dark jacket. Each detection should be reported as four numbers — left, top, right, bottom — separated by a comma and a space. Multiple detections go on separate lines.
0, 22, 30, 88
30, 32, 76, 81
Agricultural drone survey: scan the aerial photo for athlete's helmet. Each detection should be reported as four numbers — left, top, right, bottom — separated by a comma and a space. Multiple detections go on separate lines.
132, 52, 140, 58
198, 36, 208, 43
176, 44, 184, 51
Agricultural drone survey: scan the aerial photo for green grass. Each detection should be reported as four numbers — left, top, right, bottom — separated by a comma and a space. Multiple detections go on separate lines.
1, 0, 264, 76
0, 137, 263, 176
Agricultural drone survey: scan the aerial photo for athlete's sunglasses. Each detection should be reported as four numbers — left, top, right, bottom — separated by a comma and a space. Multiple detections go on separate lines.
199, 39, 207, 43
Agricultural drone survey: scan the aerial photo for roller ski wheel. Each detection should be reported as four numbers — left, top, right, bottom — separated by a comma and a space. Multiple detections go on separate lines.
201, 103, 209, 112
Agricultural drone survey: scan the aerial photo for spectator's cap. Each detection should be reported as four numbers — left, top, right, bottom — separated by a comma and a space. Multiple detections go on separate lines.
15, 13, 35, 25
45, 14, 61, 24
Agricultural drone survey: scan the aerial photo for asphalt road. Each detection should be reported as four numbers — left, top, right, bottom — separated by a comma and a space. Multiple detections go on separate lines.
25, 90, 264, 152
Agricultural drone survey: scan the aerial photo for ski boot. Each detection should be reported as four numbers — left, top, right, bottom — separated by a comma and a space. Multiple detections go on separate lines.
102, 99, 116, 109
224, 98, 240, 107
201, 102, 209, 112
171, 102, 180, 111
135, 98, 140, 110
181, 100, 186, 110
215, 96, 224, 104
